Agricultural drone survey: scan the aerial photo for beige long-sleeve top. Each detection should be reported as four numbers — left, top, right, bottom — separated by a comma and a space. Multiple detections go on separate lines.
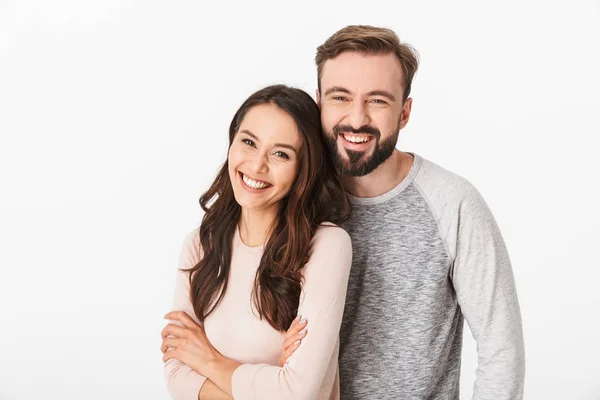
164, 223, 352, 400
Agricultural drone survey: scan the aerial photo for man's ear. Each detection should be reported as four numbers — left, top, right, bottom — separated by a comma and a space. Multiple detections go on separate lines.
399, 97, 413, 130
315, 89, 321, 107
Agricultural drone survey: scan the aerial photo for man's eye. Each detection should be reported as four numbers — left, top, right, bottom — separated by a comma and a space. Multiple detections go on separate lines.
274, 151, 290, 159
371, 99, 387, 105
333, 96, 348, 102
242, 139, 255, 146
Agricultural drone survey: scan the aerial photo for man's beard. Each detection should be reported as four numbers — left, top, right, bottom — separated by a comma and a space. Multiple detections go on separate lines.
324, 123, 400, 177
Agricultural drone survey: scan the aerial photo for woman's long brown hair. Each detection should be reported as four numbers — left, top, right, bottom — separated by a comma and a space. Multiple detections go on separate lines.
184, 85, 350, 332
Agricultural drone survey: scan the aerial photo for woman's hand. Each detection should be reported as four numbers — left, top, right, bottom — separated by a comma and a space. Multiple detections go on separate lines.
278, 316, 308, 367
161, 311, 221, 376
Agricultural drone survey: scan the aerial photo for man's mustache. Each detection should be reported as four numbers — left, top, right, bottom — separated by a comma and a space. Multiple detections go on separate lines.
333, 124, 380, 140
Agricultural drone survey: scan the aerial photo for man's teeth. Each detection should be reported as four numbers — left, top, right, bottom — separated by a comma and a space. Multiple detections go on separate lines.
242, 174, 270, 189
343, 134, 372, 143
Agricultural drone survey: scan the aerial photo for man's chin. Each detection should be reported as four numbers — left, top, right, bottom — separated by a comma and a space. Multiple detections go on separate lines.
334, 144, 396, 177
335, 156, 375, 177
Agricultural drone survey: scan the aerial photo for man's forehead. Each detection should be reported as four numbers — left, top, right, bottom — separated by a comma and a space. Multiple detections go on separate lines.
320, 52, 404, 94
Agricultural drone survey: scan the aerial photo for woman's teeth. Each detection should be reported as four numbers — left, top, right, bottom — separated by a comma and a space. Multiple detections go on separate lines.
342, 134, 372, 143
242, 174, 271, 189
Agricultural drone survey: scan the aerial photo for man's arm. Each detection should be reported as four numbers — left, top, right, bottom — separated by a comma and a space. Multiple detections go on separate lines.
452, 188, 525, 399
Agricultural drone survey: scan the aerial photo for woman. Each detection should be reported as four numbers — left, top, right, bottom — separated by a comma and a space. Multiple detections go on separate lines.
161, 85, 352, 400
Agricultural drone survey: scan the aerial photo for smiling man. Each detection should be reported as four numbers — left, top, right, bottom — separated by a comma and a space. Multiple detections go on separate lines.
320, 52, 409, 180
283, 25, 525, 399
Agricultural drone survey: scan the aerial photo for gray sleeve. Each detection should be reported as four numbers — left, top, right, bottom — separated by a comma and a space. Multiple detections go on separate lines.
452, 187, 525, 400
414, 158, 525, 400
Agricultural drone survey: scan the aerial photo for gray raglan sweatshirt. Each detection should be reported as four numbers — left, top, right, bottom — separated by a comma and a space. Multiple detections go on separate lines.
338, 153, 525, 399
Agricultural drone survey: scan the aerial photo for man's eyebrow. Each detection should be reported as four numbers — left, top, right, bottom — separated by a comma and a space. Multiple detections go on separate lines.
367, 90, 396, 102
323, 87, 396, 102
238, 129, 298, 154
323, 86, 352, 96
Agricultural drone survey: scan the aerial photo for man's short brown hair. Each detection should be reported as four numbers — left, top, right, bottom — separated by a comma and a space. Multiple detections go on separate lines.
316, 25, 419, 102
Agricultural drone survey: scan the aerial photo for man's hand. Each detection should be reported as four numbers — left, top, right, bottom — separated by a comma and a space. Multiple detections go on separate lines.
278, 315, 307, 367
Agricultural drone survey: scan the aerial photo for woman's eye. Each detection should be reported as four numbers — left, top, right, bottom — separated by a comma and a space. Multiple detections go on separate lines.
274, 151, 290, 159
242, 138, 255, 146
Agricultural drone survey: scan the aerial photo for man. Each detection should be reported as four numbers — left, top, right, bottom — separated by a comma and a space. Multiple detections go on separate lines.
282, 25, 525, 399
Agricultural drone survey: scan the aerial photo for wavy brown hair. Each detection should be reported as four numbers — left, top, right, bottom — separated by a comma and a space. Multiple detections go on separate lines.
184, 85, 350, 332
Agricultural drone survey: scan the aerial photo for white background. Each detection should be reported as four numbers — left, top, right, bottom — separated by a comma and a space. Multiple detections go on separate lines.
1, 0, 599, 399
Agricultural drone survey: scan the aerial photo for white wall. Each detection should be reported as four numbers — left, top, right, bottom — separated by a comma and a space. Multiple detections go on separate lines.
1, 1, 599, 399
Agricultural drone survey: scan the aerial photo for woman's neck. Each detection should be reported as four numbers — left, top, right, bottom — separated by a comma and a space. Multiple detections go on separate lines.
238, 206, 278, 247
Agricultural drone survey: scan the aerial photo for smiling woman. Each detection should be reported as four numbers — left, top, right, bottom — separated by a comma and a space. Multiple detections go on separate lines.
161, 85, 353, 400
228, 104, 302, 219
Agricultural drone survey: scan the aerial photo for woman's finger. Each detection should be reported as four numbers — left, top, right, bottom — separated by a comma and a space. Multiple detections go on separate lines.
283, 327, 307, 352
278, 318, 307, 367
161, 323, 187, 338
284, 316, 300, 338
164, 311, 199, 329
160, 337, 183, 354
280, 339, 302, 366
285, 317, 307, 339
162, 348, 178, 363
282, 319, 307, 349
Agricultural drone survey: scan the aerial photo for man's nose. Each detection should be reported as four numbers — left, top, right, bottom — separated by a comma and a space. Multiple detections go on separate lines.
346, 101, 370, 129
